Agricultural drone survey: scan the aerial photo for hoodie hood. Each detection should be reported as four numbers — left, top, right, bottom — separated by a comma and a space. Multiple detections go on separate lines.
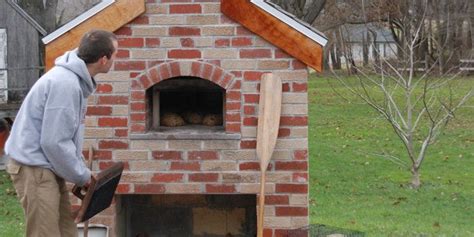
55, 49, 96, 97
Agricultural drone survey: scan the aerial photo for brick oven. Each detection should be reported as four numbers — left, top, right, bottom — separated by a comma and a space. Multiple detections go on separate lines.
43, 0, 327, 236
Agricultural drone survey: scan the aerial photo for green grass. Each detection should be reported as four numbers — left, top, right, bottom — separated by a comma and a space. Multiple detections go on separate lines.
0, 171, 24, 236
308, 74, 474, 236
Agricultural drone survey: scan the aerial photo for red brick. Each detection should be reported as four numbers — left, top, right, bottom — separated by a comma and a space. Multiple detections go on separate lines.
98, 118, 128, 127
148, 68, 160, 83
98, 140, 129, 149
115, 129, 128, 137
282, 83, 291, 92
232, 37, 252, 46
225, 123, 241, 133
189, 173, 218, 182
240, 49, 272, 58
275, 207, 308, 216
280, 116, 308, 126
240, 140, 256, 149
215, 38, 230, 47
239, 162, 272, 171
276, 184, 308, 193
145, 38, 160, 47
170, 4, 201, 14
170, 62, 181, 77
244, 94, 259, 103
206, 184, 236, 193
96, 84, 113, 93
131, 124, 146, 133
292, 82, 307, 92
244, 71, 265, 81
151, 173, 184, 182
230, 71, 242, 77
292, 60, 307, 69
131, 102, 146, 111
188, 151, 218, 160
226, 102, 241, 111
169, 27, 200, 36
114, 61, 146, 71
99, 161, 128, 170
275, 161, 308, 171
86, 106, 112, 116
159, 64, 171, 79
265, 195, 289, 205
116, 184, 131, 194
115, 26, 132, 36
171, 162, 200, 171
131, 91, 146, 100
225, 113, 240, 122
98, 96, 129, 105
131, 113, 146, 122
243, 117, 257, 126
116, 49, 130, 58
226, 91, 241, 101
293, 173, 308, 182
152, 151, 182, 160
230, 80, 241, 90
275, 49, 291, 58
294, 150, 308, 160
135, 184, 166, 194
263, 229, 273, 237
118, 38, 144, 48
139, 74, 152, 89
191, 62, 201, 76
180, 38, 195, 47
169, 49, 201, 59
211, 68, 224, 82
202, 64, 213, 79
221, 74, 232, 88
278, 128, 291, 137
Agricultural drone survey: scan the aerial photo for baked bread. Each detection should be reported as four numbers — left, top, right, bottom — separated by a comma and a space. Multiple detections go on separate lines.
160, 112, 185, 127
202, 114, 223, 126
182, 111, 203, 125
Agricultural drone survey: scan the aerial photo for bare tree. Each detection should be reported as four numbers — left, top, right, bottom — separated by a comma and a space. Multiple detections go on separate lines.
331, 0, 473, 189
270, 0, 326, 24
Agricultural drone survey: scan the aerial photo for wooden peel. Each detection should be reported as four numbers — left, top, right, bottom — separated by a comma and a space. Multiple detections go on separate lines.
83, 146, 94, 237
256, 73, 282, 237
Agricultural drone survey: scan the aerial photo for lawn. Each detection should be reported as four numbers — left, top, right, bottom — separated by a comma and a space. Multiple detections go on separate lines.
0, 74, 472, 237
308, 74, 474, 236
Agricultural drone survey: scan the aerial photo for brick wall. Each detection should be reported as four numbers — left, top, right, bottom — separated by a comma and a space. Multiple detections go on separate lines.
82, 0, 310, 236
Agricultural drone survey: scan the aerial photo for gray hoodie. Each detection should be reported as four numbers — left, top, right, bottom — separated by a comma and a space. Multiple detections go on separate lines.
5, 50, 95, 186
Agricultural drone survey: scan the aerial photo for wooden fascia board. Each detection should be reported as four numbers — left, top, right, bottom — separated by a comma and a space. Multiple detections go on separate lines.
221, 0, 323, 72
44, 0, 145, 70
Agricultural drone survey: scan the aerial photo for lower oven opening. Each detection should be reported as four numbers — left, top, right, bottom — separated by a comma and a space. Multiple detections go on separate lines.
148, 77, 225, 132
116, 194, 256, 237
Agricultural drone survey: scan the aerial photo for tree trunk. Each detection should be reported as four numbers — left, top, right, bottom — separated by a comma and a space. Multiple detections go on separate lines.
411, 166, 421, 189
363, 33, 369, 66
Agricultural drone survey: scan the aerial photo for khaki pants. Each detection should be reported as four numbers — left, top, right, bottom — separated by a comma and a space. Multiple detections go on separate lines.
7, 159, 78, 237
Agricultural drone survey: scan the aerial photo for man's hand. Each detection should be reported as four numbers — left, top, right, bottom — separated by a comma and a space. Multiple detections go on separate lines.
74, 174, 97, 223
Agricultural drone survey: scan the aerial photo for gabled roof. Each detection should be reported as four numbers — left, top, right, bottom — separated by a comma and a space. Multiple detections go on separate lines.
222, 0, 327, 71
42, 0, 115, 44
6, 0, 47, 36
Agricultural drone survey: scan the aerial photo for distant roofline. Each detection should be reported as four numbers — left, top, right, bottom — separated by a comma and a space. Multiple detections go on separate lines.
6, 0, 47, 36
251, 0, 328, 47
42, 0, 115, 44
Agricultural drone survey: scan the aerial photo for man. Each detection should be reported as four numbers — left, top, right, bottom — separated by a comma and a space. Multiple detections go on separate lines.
5, 30, 118, 237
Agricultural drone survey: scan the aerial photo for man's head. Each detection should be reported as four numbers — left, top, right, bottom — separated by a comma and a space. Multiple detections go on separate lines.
78, 30, 118, 74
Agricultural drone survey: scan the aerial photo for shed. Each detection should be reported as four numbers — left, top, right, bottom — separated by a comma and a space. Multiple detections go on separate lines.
0, 0, 46, 117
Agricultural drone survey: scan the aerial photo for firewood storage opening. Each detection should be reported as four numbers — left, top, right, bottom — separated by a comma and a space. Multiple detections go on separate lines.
148, 77, 225, 132
116, 194, 257, 237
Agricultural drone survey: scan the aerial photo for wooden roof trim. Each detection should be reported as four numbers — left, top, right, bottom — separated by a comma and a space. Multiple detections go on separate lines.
221, 0, 325, 72
252, 0, 328, 46
44, 0, 145, 70
42, 0, 115, 44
